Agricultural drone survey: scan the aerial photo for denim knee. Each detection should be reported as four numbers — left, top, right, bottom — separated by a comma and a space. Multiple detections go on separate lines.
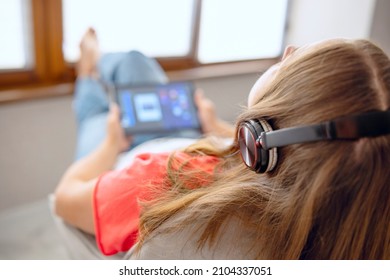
113, 50, 168, 86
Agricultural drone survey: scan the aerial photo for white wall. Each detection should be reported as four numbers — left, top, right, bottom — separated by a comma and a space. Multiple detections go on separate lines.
0, 97, 76, 211
370, 0, 390, 55
286, 0, 377, 46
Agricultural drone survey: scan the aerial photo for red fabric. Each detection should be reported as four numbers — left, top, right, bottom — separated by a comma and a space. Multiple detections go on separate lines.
93, 152, 219, 256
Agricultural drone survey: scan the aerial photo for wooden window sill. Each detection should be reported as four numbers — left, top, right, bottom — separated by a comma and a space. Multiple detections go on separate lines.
167, 59, 276, 80
0, 59, 277, 104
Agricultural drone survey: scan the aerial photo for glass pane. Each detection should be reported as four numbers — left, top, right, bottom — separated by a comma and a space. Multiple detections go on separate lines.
198, 0, 288, 63
286, 0, 375, 46
63, 0, 194, 62
0, 0, 31, 69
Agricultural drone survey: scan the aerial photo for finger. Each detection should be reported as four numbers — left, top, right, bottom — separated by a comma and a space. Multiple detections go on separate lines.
195, 88, 204, 99
108, 102, 120, 119
109, 102, 119, 113
194, 88, 205, 106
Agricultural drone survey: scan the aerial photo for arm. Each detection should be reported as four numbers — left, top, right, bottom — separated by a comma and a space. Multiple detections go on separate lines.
55, 104, 131, 234
195, 90, 235, 138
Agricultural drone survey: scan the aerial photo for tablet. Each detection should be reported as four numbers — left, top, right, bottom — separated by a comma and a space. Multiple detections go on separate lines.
115, 82, 201, 134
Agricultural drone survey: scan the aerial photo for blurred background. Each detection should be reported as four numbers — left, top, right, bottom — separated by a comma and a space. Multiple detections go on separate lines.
0, 0, 389, 259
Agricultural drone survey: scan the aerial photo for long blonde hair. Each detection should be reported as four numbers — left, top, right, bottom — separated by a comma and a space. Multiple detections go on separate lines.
138, 39, 390, 259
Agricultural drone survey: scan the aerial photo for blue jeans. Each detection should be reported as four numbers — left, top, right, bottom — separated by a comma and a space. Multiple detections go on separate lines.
73, 51, 199, 160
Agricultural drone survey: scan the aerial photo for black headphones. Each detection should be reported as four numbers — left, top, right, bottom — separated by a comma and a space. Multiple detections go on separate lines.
238, 110, 390, 173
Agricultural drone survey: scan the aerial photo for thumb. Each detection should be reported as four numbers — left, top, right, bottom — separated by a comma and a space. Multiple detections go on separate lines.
108, 102, 121, 120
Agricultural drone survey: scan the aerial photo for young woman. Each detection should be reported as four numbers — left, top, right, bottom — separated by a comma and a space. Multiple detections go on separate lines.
55, 30, 390, 259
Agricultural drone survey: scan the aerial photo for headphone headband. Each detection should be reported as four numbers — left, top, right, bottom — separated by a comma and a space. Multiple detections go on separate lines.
259, 110, 390, 149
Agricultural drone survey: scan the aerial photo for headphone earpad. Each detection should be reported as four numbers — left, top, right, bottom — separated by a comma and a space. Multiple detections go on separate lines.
257, 119, 278, 172
246, 119, 269, 173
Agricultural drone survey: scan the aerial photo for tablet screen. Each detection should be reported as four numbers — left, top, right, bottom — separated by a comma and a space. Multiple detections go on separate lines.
116, 82, 201, 134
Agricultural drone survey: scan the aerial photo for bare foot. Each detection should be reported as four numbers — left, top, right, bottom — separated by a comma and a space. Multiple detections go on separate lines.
77, 28, 101, 78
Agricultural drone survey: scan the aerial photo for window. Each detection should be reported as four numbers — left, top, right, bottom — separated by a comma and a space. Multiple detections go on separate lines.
0, 0, 33, 70
63, 0, 195, 62
198, 0, 288, 63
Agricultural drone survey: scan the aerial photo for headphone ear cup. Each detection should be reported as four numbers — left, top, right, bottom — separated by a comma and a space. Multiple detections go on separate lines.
257, 119, 278, 172
239, 119, 278, 173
